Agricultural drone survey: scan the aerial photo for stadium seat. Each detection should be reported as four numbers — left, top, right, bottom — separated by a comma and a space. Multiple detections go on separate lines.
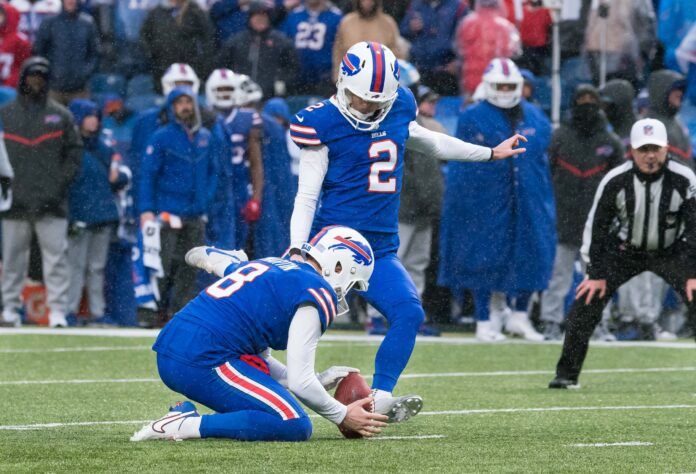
90, 73, 127, 97
127, 74, 155, 98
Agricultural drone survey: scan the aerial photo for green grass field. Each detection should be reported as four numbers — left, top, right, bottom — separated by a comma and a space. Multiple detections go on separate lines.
1, 329, 695, 473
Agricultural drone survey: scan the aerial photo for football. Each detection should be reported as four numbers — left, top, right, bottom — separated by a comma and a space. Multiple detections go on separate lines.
333, 372, 373, 439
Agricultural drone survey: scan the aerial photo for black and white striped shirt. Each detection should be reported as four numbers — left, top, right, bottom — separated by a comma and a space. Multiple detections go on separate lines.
581, 159, 696, 278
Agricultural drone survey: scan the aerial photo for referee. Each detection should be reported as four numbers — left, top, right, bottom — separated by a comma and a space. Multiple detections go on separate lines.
549, 118, 696, 389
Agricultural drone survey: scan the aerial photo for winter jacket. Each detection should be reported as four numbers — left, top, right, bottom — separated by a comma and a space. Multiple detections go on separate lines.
439, 100, 555, 292
139, 1, 213, 92
456, 7, 520, 95
9, 0, 60, 42
331, 10, 401, 81
0, 4, 31, 87
0, 60, 82, 218
399, 114, 444, 227
399, 0, 463, 70
33, 10, 100, 92
584, 0, 655, 61
68, 99, 127, 226
216, 27, 297, 99
138, 88, 217, 218
647, 69, 693, 166
549, 114, 624, 247
658, 0, 696, 71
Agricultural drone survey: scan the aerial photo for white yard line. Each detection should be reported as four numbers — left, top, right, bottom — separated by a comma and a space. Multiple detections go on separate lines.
0, 345, 151, 354
568, 441, 654, 447
1, 327, 694, 349
2, 404, 695, 431
368, 435, 446, 441
420, 405, 696, 416
2, 366, 694, 386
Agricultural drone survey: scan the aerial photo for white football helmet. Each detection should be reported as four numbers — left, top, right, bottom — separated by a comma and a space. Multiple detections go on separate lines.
205, 68, 238, 110
235, 74, 263, 107
482, 58, 523, 109
300, 226, 374, 315
161, 63, 200, 96
336, 41, 400, 131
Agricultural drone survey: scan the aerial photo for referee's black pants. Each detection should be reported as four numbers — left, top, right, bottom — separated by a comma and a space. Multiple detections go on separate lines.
555, 246, 696, 381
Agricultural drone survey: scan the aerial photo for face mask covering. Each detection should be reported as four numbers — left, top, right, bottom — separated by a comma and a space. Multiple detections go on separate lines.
571, 102, 601, 135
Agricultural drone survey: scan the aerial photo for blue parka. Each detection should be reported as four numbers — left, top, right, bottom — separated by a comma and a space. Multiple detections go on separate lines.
439, 100, 556, 291
138, 88, 217, 218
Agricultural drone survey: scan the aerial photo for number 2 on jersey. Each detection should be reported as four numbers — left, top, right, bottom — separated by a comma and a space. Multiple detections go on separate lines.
368, 140, 397, 193
206, 262, 269, 299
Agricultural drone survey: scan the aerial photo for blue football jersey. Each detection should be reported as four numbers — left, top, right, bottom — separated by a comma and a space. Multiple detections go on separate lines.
280, 6, 343, 82
154, 257, 338, 364
289, 86, 417, 235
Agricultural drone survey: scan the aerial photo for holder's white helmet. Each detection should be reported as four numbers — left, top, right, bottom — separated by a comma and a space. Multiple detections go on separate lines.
162, 63, 200, 96
336, 41, 400, 131
301, 226, 374, 315
205, 68, 239, 110
482, 58, 523, 109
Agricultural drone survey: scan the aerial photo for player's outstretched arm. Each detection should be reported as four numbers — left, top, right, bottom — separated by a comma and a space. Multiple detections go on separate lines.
290, 147, 329, 248
259, 348, 289, 387
184, 247, 248, 277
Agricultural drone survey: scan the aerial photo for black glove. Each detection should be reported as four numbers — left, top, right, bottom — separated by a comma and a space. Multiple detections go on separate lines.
0, 176, 11, 200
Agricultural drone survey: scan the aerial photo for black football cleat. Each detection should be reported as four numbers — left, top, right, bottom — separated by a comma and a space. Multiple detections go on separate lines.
548, 377, 580, 389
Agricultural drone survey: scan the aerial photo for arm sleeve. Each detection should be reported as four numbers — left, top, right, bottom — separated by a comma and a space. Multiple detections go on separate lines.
580, 177, 617, 279
286, 305, 347, 425
259, 348, 288, 387
289, 146, 329, 247
62, 117, 84, 189
138, 138, 162, 214
406, 120, 492, 162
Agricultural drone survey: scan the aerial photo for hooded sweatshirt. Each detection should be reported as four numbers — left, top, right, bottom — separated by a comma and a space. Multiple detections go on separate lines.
0, 57, 82, 218
647, 69, 693, 166
0, 4, 31, 87
601, 79, 637, 149
138, 87, 217, 217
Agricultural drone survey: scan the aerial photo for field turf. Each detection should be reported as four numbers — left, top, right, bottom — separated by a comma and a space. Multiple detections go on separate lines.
1, 329, 695, 473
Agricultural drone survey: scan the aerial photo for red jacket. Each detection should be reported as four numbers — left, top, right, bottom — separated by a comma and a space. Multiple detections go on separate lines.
0, 3, 31, 87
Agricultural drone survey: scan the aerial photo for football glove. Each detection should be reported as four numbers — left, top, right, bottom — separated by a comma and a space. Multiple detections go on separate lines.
316, 366, 360, 391
185, 246, 249, 277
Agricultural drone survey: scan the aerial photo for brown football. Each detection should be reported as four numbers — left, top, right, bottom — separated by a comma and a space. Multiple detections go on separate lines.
333, 372, 372, 439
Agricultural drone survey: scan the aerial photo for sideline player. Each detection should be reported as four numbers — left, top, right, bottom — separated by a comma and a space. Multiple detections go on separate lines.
288, 42, 528, 417
131, 226, 389, 442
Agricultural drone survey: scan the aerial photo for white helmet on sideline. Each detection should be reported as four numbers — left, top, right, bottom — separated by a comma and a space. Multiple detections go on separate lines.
205, 68, 238, 110
301, 226, 374, 315
336, 41, 400, 131
235, 74, 263, 107
482, 58, 523, 109
162, 63, 200, 96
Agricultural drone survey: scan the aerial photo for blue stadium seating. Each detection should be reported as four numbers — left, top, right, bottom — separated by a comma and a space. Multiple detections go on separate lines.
90, 73, 128, 97
127, 74, 155, 98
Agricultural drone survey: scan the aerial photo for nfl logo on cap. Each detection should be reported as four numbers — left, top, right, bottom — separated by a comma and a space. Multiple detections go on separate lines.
630, 118, 667, 149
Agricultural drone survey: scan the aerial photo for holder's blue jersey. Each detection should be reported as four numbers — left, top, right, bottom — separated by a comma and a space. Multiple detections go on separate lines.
153, 257, 337, 366
289, 86, 417, 235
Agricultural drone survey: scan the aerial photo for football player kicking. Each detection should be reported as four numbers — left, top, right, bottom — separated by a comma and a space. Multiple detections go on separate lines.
131, 226, 388, 442
287, 42, 528, 419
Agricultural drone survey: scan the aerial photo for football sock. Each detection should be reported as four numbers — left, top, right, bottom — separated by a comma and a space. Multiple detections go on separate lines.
372, 389, 392, 400
178, 415, 202, 439
473, 290, 492, 321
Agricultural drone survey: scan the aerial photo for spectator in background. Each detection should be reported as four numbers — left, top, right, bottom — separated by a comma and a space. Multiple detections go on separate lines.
331, 0, 401, 82
514, 0, 552, 76
646, 69, 693, 166
456, 0, 520, 97
601, 79, 637, 150
216, 1, 297, 98
280, 0, 343, 96
113, 0, 159, 75
439, 58, 553, 342
67, 99, 130, 324
0, 57, 82, 328
399, 0, 464, 95
540, 85, 624, 340
140, 0, 213, 93
138, 87, 217, 316
658, 0, 696, 73
10, 0, 60, 42
33, 0, 100, 104
584, 0, 656, 88
0, 4, 31, 88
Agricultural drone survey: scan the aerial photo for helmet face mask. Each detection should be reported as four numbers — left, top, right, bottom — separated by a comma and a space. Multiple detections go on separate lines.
482, 58, 523, 109
162, 63, 200, 97
301, 226, 374, 316
335, 42, 400, 131
205, 70, 263, 110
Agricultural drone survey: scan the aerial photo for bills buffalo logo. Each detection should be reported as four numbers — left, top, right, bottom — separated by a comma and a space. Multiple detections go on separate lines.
393, 59, 400, 81
329, 236, 373, 266
341, 53, 362, 77
44, 114, 61, 124
644, 125, 653, 136
595, 145, 614, 156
